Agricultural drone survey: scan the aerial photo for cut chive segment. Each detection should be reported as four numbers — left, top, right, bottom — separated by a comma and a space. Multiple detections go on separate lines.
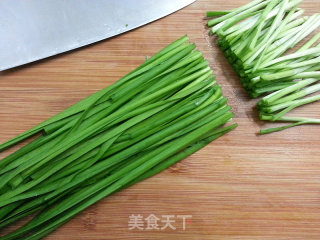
207, 0, 320, 134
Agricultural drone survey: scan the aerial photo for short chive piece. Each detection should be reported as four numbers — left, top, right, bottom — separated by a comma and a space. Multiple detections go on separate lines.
207, 0, 320, 134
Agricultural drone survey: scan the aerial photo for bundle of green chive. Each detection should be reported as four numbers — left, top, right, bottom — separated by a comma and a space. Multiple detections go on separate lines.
207, 0, 320, 134
0, 36, 236, 239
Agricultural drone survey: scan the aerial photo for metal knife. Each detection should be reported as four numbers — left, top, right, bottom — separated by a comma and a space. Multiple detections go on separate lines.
0, 0, 196, 71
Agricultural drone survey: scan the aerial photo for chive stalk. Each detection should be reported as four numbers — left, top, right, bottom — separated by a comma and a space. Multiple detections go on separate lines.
0, 36, 236, 238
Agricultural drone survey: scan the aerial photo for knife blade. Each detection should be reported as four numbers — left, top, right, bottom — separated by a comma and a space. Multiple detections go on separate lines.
0, 0, 196, 71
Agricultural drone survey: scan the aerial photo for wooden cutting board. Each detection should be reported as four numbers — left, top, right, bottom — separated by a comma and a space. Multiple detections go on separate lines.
1, 1, 320, 239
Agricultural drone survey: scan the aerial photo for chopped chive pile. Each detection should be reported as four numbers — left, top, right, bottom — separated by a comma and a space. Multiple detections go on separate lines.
207, 0, 320, 134
0, 36, 236, 239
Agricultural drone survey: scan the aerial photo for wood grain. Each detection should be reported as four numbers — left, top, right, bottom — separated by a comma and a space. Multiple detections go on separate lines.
1, 0, 320, 239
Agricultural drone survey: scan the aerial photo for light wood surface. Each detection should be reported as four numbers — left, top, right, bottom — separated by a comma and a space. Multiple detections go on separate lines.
1, 1, 320, 239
